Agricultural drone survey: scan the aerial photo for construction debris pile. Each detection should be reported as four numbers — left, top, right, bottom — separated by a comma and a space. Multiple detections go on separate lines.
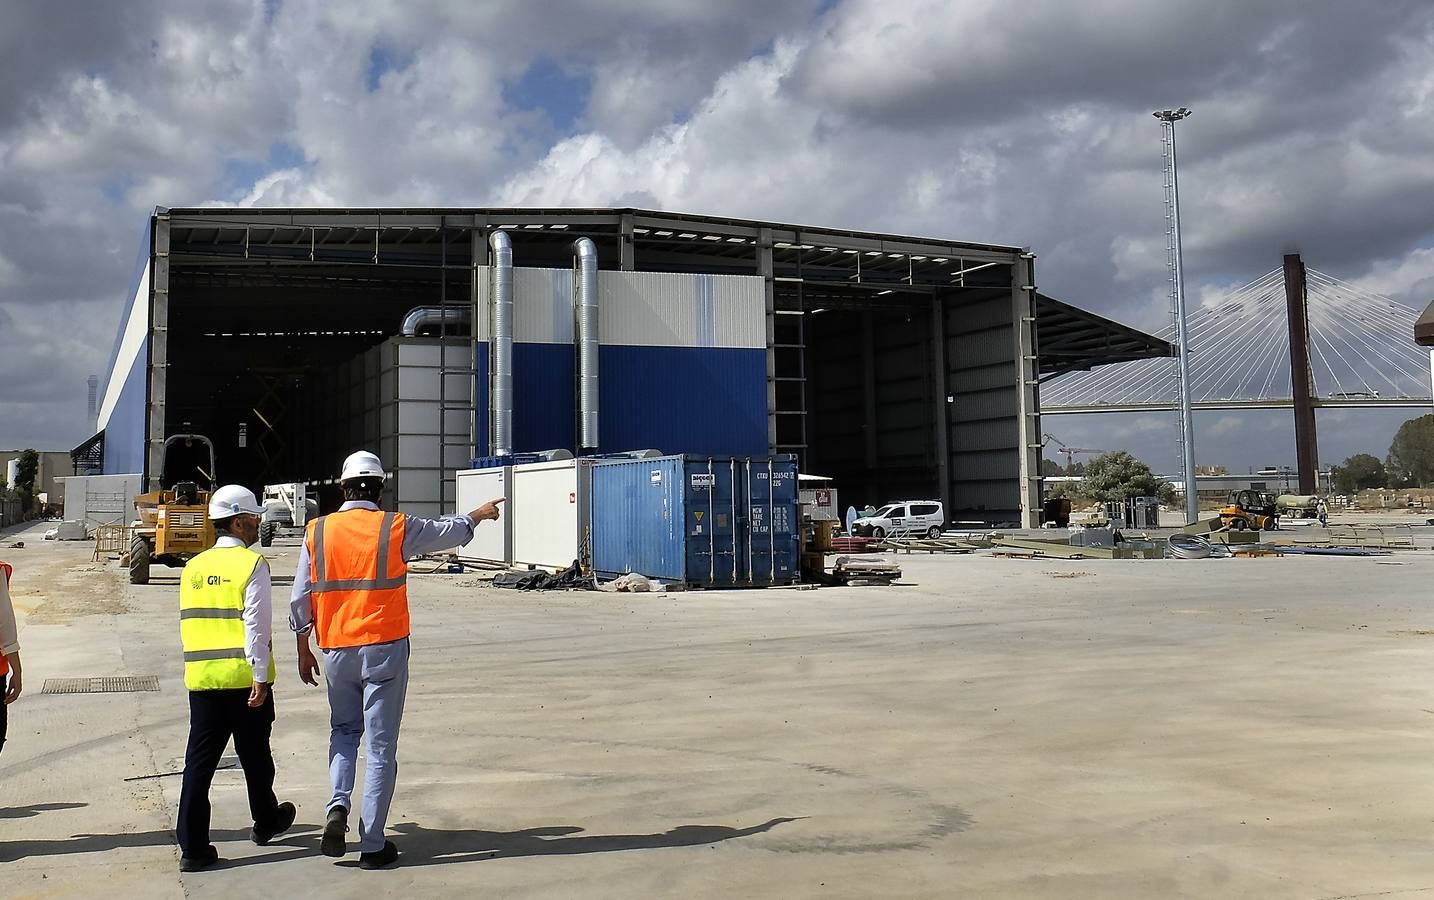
988, 517, 1415, 561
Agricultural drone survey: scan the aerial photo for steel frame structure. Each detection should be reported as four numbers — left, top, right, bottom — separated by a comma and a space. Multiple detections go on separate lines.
126, 207, 1168, 527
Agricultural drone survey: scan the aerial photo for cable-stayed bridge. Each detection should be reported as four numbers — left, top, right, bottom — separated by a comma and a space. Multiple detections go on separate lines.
1042, 267, 1432, 414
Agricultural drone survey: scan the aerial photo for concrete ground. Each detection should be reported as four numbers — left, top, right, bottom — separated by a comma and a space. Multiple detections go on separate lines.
4, 517, 1434, 898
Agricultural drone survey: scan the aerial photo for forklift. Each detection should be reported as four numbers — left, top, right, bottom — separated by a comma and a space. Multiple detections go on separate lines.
1219, 489, 1280, 531
126, 434, 218, 584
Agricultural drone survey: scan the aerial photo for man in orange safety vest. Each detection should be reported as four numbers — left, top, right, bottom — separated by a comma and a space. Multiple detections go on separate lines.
290, 450, 502, 869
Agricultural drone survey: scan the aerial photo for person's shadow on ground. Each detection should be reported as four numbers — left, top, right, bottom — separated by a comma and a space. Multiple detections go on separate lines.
0, 823, 323, 868
341, 817, 803, 868
2, 817, 801, 869
0, 802, 88, 820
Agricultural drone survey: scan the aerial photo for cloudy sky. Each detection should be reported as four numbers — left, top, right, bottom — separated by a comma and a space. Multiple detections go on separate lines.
2, 0, 1432, 473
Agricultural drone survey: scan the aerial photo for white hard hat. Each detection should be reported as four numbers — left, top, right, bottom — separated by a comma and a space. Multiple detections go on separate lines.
340, 450, 386, 483
208, 484, 264, 520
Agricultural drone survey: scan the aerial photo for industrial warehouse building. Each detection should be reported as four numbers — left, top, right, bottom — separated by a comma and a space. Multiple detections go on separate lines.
82, 207, 1167, 527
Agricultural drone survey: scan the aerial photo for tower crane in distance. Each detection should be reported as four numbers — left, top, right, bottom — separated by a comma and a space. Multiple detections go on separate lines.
1041, 433, 1113, 471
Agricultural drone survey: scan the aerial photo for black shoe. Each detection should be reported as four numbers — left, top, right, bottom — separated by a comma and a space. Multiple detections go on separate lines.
252, 801, 297, 845
179, 846, 220, 872
358, 840, 400, 870
321, 806, 348, 858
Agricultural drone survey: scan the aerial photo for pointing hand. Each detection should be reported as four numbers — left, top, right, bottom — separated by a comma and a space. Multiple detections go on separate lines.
469, 498, 505, 523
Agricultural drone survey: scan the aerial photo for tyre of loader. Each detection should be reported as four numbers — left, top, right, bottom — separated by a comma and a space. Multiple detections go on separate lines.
129, 535, 151, 585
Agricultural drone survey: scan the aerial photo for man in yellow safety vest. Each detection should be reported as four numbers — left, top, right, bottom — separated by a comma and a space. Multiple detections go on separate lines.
176, 484, 295, 872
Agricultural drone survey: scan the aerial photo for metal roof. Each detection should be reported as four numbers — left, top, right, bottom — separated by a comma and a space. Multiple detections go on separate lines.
1033, 294, 1173, 378
155, 206, 1168, 374
160, 206, 1024, 257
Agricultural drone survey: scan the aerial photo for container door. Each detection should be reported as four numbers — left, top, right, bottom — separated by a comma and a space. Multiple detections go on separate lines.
685, 459, 739, 587
747, 457, 799, 585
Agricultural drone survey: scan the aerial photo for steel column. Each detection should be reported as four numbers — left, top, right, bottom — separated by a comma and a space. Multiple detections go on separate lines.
862, 310, 878, 478
620, 213, 635, 270
1011, 255, 1042, 528
931, 295, 951, 510
145, 215, 171, 491
1157, 108, 1199, 522
1284, 252, 1319, 494
758, 228, 777, 453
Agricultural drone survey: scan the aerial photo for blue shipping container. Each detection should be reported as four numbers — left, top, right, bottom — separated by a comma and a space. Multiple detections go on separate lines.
588, 455, 800, 587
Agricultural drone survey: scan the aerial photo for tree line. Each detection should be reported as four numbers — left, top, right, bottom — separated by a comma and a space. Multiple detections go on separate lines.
1334, 412, 1434, 494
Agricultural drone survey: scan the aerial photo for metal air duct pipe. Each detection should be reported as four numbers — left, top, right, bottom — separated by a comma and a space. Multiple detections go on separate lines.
489, 230, 514, 457
573, 237, 599, 452
400, 306, 471, 336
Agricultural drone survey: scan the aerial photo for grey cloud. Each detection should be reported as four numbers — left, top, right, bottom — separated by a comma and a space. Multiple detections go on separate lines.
2, 0, 1431, 473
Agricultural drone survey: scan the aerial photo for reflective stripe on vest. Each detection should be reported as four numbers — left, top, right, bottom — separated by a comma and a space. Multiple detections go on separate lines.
179, 546, 274, 691
0, 562, 11, 679
306, 509, 409, 650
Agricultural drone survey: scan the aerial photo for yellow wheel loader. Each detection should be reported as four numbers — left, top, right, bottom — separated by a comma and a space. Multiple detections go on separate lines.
126, 435, 218, 584
1219, 489, 1280, 532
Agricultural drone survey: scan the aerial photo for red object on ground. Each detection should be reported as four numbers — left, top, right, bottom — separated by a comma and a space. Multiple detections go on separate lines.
829, 536, 878, 554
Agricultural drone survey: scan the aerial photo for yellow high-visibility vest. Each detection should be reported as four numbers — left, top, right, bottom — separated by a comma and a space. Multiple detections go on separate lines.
179, 545, 275, 691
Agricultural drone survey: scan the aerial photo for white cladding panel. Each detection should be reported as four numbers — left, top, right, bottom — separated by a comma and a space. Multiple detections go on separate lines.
96, 263, 150, 430
57, 473, 142, 526
456, 467, 511, 563
510, 460, 584, 569
473, 266, 765, 348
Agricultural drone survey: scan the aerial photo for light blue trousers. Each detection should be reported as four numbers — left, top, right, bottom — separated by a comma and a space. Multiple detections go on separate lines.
323, 638, 409, 853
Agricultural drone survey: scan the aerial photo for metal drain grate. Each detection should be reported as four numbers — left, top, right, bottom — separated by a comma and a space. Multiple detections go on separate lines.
41, 676, 162, 695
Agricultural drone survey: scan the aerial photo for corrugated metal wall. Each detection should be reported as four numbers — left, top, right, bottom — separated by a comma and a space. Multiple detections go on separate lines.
946, 291, 1022, 519
473, 266, 768, 458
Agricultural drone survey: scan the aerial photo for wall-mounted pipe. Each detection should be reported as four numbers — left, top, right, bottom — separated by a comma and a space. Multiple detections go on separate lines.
489, 231, 514, 457
400, 306, 471, 336
574, 237, 599, 452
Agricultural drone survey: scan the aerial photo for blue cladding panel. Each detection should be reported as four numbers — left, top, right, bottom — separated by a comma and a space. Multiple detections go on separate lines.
599, 346, 766, 457
475, 342, 767, 459
588, 454, 799, 587
514, 343, 574, 452
103, 349, 147, 474
473, 342, 489, 455
474, 341, 575, 454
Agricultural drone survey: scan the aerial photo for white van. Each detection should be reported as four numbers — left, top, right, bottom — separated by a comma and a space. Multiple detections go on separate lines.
852, 500, 945, 539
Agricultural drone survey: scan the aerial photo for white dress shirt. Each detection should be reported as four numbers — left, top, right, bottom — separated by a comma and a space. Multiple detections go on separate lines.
213, 535, 273, 683
0, 562, 19, 660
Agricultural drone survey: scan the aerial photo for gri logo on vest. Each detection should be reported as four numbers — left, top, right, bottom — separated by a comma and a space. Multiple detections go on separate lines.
207, 575, 223, 586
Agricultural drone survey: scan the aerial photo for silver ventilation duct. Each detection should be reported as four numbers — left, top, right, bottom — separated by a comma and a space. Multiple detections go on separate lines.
489, 230, 514, 457
400, 306, 471, 337
573, 237, 599, 452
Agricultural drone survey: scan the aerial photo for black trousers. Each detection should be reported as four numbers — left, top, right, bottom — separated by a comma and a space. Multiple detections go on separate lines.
176, 687, 281, 857
0, 673, 8, 757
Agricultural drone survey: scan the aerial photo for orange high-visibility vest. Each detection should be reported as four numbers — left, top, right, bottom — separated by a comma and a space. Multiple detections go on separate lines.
306, 509, 409, 650
0, 561, 12, 678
